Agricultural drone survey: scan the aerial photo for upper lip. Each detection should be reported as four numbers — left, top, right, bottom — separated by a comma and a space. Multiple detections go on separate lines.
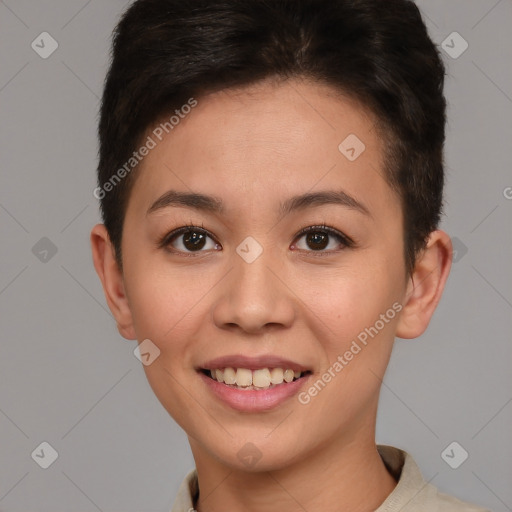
199, 355, 310, 372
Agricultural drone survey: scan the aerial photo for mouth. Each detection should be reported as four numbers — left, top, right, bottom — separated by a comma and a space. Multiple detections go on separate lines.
199, 367, 312, 390
196, 355, 313, 412
197, 360, 313, 412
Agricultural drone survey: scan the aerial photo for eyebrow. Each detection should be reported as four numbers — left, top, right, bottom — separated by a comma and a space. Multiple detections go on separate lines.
146, 188, 371, 217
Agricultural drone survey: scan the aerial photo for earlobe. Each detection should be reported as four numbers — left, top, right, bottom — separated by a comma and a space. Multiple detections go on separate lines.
90, 224, 137, 340
395, 230, 453, 339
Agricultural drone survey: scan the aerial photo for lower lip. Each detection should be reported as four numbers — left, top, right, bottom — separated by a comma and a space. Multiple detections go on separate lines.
198, 371, 310, 412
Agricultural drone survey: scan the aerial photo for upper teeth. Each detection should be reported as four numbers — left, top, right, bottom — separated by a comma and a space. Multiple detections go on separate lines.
209, 368, 302, 388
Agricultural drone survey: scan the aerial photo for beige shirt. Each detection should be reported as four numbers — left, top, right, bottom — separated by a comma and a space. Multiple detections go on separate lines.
170, 444, 492, 512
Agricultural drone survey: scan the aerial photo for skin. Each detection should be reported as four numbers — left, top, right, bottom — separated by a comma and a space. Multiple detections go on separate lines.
91, 77, 452, 512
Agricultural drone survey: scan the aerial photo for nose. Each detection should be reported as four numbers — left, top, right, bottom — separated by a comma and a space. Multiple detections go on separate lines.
211, 246, 296, 334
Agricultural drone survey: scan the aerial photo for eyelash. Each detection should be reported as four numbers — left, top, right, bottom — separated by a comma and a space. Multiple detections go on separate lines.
157, 221, 355, 257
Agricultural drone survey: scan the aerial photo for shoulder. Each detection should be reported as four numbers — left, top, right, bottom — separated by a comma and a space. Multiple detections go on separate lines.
376, 444, 492, 512
423, 482, 492, 511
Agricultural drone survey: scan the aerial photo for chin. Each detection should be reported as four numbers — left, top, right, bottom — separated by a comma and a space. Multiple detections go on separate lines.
200, 432, 306, 473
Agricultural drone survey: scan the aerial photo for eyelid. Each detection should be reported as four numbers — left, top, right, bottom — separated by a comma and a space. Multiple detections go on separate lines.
293, 224, 355, 250
158, 222, 355, 254
156, 222, 219, 250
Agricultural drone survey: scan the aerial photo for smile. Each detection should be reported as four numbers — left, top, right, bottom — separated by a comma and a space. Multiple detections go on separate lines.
202, 367, 308, 390
198, 362, 312, 412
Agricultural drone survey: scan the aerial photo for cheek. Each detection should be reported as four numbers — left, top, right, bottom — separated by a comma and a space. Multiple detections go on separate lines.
294, 271, 401, 420
124, 262, 205, 344
295, 267, 404, 397
297, 266, 397, 337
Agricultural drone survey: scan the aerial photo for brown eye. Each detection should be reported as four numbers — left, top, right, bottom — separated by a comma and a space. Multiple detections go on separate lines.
162, 227, 220, 253
181, 230, 208, 251
304, 231, 329, 250
293, 225, 353, 253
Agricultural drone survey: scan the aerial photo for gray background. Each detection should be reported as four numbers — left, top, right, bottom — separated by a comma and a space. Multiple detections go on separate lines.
1, 0, 511, 510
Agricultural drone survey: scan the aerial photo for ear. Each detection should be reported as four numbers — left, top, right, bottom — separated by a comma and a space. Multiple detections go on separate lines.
396, 230, 452, 339
90, 224, 136, 340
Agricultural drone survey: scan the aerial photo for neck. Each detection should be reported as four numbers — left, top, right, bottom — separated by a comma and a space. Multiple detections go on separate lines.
191, 419, 397, 512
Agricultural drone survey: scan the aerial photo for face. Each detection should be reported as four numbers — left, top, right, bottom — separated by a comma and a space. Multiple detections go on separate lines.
100, 78, 413, 470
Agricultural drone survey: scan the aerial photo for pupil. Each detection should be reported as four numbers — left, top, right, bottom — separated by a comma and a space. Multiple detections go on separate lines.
184, 231, 206, 251
307, 232, 328, 250
180, 230, 330, 252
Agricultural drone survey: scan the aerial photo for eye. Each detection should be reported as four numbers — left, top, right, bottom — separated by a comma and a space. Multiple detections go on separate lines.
158, 224, 221, 255
158, 222, 354, 256
292, 224, 354, 253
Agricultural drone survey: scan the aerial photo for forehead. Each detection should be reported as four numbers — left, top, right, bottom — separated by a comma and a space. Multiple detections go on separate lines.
128, 78, 395, 219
